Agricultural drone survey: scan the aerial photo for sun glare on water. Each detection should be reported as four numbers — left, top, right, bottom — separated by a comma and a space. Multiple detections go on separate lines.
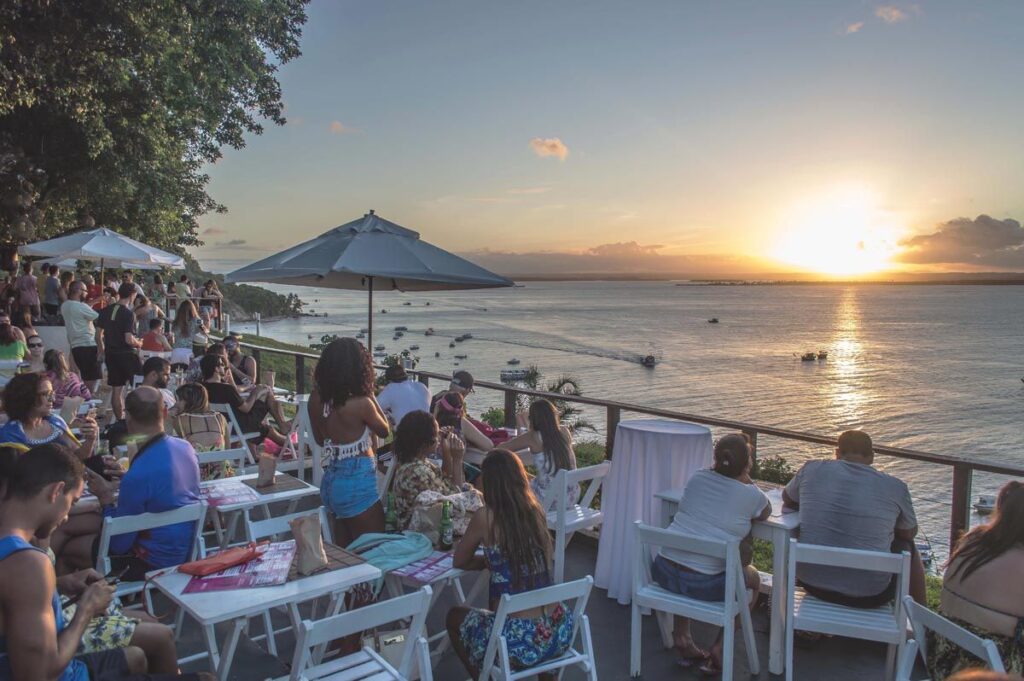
772, 187, 902, 276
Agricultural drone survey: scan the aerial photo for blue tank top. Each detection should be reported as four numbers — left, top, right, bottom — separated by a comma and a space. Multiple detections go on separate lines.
0, 536, 87, 681
484, 544, 552, 601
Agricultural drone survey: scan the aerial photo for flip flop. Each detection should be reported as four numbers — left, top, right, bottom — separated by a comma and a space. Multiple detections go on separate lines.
673, 647, 710, 668
698, 657, 723, 676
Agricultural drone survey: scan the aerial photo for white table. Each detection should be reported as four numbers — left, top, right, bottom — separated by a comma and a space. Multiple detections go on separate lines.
655, 485, 800, 676
150, 559, 380, 680
202, 472, 320, 547
594, 419, 713, 604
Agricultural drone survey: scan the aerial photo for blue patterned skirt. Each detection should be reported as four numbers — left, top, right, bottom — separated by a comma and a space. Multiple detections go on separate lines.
459, 602, 575, 670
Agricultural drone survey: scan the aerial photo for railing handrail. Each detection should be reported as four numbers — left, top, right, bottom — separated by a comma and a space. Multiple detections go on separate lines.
238, 339, 1024, 477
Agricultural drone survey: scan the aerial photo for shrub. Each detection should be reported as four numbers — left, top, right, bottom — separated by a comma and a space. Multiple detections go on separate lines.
480, 407, 505, 428
752, 455, 796, 485
574, 440, 607, 467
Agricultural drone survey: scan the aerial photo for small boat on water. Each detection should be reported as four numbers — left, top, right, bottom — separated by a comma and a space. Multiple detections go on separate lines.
409, 344, 420, 351
424, 328, 435, 336
817, 350, 828, 360
360, 327, 369, 333
394, 326, 408, 331
307, 334, 314, 339
392, 335, 400, 341
641, 355, 657, 368
800, 352, 816, 362
380, 309, 387, 313
917, 536, 934, 568
501, 368, 531, 381
395, 332, 404, 338
463, 333, 473, 340
402, 302, 411, 306
708, 318, 719, 324
975, 494, 996, 515
449, 342, 456, 348
355, 332, 365, 339
374, 344, 385, 351
507, 358, 521, 365
372, 351, 386, 358
435, 351, 440, 357
454, 354, 468, 360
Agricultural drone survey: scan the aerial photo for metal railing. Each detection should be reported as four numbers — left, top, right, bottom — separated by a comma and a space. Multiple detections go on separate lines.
237, 340, 1024, 550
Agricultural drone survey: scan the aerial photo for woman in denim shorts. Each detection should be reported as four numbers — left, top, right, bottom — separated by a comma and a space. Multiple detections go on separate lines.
308, 338, 390, 546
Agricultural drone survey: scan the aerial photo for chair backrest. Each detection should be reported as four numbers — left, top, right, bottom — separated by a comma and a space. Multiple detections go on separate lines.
289, 586, 433, 680
209, 402, 256, 460
378, 454, 396, 498
194, 446, 250, 472
96, 501, 208, 575
632, 521, 744, 609
478, 576, 594, 680
139, 350, 172, 362
542, 461, 611, 514
902, 596, 1005, 674
245, 507, 334, 545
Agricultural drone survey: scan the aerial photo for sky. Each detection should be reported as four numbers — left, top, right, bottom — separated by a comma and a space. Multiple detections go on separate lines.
196, 1, 1024, 278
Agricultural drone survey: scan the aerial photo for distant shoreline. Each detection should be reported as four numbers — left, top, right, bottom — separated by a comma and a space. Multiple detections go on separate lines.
510, 275, 1024, 285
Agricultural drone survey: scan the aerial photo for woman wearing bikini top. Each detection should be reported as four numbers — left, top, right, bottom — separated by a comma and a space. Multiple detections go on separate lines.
308, 338, 390, 546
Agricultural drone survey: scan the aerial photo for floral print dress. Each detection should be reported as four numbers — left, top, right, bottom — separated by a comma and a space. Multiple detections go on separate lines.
392, 458, 460, 529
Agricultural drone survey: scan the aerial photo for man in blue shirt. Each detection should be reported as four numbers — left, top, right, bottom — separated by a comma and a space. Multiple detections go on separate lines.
89, 387, 201, 581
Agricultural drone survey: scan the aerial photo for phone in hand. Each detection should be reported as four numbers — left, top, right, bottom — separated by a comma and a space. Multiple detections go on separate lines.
102, 565, 130, 585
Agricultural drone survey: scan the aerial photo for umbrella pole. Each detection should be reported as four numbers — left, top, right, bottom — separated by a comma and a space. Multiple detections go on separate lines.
99, 258, 105, 290
367, 276, 374, 352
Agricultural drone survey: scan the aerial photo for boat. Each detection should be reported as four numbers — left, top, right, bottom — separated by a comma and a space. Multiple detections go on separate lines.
917, 536, 934, 568
394, 326, 408, 331
708, 318, 719, 324
800, 352, 816, 362
372, 351, 386, 358
449, 342, 456, 348
395, 331, 404, 338
435, 352, 440, 357
817, 350, 828, 360
392, 335, 400, 341
500, 368, 531, 381
374, 344, 385, 351
409, 344, 420, 351
380, 309, 387, 314
307, 334, 314, 339
463, 333, 473, 340
360, 327, 369, 333
507, 358, 521, 365
454, 354, 468, 360
641, 355, 657, 368
424, 328, 435, 336
402, 302, 411, 306
355, 332, 365, 339
975, 494, 996, 515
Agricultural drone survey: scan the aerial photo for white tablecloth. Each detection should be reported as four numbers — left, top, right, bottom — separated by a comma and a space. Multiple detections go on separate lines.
594, 419, 713, 604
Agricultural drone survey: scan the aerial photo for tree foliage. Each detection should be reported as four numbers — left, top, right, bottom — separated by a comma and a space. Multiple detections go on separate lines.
0, 0, 309, 248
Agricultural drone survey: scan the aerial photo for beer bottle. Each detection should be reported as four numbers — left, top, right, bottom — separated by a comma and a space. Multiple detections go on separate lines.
438, 500, 454, 551
385, 493, 398, 534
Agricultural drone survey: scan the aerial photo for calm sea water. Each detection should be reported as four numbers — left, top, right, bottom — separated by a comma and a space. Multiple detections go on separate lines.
227, 280, 1024, 556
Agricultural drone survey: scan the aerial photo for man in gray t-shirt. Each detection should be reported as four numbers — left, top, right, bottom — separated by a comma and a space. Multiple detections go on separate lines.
783, 430, 926, 607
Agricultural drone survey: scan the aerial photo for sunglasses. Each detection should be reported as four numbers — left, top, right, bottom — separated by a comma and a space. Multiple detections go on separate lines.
28, 343, 43, 349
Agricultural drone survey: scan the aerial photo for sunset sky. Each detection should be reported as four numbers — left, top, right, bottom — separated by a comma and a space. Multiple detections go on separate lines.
196, 1, 1024, 278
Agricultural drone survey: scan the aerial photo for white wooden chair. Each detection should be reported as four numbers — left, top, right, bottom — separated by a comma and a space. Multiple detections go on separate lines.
95, 501, 207, 599
630, 522, 758, 680
896, 595, 1005, 680
194, 447, 253, 547
476, 575, 596, 681
378, 453, 396, 498
541, 462, 610, 583
276, 586, 435, 681
139, 350, 172, 363
209, 402, 259, 461
785, 539, 910, 681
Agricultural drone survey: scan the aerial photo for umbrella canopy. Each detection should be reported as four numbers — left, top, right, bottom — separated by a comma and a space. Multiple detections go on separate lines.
20, 227, 185, 269
38, 256, 164, 271
226, 210, 514, 348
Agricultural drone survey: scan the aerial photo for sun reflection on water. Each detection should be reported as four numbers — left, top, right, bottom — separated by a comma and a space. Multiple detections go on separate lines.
827, 288, 867, 425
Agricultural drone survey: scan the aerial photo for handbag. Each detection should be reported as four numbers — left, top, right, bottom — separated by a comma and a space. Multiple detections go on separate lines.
178, 541, 265, 577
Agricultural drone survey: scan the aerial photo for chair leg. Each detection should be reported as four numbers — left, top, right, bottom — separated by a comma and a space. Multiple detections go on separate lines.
554, 528, 566, 584
785, 616, 795, 681
581, 615, 597, 681
885, 643, 897, 681
630, 602, 642, 677
722, 612, 735, 681
739, 597, 759, 675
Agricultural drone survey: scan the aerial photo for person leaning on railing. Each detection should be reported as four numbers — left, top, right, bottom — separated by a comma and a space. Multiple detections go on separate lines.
933, 481, 1024, 678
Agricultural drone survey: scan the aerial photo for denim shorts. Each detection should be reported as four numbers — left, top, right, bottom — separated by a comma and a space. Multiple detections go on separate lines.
320, 454, 379, 519
652, 554, 726, 601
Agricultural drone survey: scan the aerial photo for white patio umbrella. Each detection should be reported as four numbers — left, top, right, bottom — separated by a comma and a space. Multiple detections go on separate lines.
226, 210, 514, 349
20, 227, 184, 283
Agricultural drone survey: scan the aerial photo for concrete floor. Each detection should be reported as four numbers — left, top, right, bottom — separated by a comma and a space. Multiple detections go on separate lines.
166, 532, 899, 680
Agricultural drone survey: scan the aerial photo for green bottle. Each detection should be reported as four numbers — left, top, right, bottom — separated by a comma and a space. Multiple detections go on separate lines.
385, 493, 398, 534
438, 500, 454, 551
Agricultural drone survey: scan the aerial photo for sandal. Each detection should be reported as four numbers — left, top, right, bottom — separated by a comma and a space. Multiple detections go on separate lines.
698, 657, 723, 676
673, 646, 710, 668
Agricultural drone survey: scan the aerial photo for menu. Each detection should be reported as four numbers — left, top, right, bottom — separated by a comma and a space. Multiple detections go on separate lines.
391, 551, 455, 585
200, 479, 260, 508
183, 540, 297, 593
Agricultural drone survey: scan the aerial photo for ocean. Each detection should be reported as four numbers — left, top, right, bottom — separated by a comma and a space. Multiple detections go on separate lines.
221, 278, 1024, 557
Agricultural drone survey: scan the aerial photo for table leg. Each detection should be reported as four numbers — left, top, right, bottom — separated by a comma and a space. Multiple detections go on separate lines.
769, 527, 786, 675
215, 619, 246, 681
201, 624, 220, 672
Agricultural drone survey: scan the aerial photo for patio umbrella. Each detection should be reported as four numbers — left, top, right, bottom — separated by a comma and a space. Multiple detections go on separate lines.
226, 210, 514, 349
20, 227, 184, 283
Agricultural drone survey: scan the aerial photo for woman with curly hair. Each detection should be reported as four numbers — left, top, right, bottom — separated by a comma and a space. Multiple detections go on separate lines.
446, 449, 575, 679
309, 337, 390, 545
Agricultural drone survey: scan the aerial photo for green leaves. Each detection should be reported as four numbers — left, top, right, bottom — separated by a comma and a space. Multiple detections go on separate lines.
0, 0, 309, 248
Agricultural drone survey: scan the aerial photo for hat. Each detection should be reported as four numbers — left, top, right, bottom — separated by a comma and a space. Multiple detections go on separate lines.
451, 370, 474, 392
384, 364, 408, 382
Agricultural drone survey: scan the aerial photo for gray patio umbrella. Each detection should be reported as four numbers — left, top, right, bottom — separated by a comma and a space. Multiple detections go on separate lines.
225, 210, 514, 349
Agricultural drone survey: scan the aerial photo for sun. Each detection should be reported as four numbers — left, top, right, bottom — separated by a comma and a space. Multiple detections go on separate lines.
771, 186, 902, 276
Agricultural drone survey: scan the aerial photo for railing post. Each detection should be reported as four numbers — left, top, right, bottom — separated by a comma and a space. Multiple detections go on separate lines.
295, 354, 305, 394
606, 406, 620, 459
503, 389, 517, 429
743, 429, 758, 461
250, 347, 261, 374
950, 464, 972, 549
417, 373, 429, 388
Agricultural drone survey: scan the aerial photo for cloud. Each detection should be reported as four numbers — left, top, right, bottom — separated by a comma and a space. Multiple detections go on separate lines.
507, 186, 552, 195
875, 5, 908, 23
202, 227, 226, 236
529, 137, 569, 161
329, 120, 357, 134
587, 241, 663, 257
845, 21, 864, 34
897, 215, 1024, 268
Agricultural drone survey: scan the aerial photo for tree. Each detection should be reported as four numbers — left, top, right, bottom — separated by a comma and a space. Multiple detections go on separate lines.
0, 0, 309, 249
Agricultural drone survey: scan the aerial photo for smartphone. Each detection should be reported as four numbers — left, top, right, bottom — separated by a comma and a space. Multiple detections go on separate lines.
102, 566, 130, 583
77, 403, 92, 417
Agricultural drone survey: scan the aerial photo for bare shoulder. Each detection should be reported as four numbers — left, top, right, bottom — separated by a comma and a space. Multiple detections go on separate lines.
0, 550, 51, 599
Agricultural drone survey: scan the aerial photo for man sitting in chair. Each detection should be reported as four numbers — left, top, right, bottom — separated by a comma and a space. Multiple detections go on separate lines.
782, 429, 927, 607
139, 356, 175, 411
86, 387, 201, 581
199, 353, 290, 452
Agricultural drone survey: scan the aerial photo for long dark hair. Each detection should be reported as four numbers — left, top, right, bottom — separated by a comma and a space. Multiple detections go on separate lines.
947, 481, 1024, 582
314, 338, 374, 409
394, 411, 438, 465
43, 349, 67, 380
712, 433, 752, 479
481, 449, 552, 590
173, 299, 196, 336
0, 321, 15, 346
528, 399, 572, 476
